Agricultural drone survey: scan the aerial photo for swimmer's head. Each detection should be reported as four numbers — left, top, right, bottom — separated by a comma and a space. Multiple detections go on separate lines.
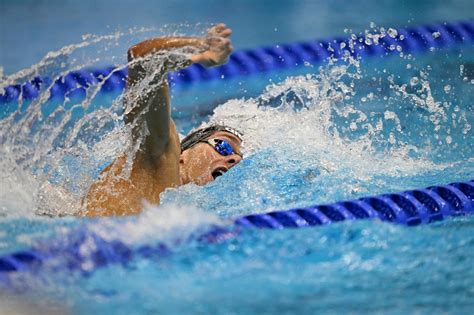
179, 125, 243, 185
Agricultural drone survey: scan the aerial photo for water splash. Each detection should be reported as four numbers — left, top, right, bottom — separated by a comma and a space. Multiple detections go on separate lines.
0, 25, 208, 217
1, 22, 473, 315
0, 24, 473, 221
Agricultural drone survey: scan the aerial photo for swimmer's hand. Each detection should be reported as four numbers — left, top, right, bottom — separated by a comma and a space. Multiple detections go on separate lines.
191, 23, 233, 67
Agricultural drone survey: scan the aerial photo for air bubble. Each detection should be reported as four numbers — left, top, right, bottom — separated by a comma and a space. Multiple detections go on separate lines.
443, 85, 451, 93
432, 32, 441, 39
410, 77, 419, 86
387, 28, 398, 38
389, 133, 396, 144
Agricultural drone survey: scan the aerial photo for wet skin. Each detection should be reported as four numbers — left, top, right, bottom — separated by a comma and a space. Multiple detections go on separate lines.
179, 131, 243, 186
83, 24, 238, 216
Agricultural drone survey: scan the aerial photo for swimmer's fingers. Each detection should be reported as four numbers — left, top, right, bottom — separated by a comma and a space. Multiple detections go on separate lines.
206, 37, 233, 57
194, 36, 233, 67
207, 23, 226, 35
207, 23, 232, 38
207, 36, 231, 48
218, 27, 232, 38
194, 27, 233, 68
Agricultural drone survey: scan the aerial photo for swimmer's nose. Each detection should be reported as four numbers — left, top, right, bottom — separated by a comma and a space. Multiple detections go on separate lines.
225, 154, 242, 167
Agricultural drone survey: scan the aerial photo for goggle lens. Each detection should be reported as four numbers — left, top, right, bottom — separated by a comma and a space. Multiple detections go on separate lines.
214, 139, 234, 156
201, 138, 242, 157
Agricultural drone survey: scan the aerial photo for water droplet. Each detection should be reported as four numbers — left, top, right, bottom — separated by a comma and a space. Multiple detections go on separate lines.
446, 136, 452, 144
387, 28, 398, 38
389, 133, 396, 144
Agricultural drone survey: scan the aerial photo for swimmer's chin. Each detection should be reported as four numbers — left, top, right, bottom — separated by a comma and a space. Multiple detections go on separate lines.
193, 172, 222, 186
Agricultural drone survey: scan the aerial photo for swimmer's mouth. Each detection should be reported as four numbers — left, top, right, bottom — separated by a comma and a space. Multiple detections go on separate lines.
212, 167, 228, 179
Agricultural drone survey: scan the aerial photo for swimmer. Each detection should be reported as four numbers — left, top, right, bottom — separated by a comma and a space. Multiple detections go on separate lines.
83, 23, 243, 216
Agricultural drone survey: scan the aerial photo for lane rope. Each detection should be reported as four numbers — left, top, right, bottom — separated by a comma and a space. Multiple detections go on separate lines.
1, 19, 473, 103
0, 179, 472, 273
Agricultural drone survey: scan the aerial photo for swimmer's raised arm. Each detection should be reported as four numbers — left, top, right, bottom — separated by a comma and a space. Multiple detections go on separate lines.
83, 24, 233, 216
125, 23, 233, 159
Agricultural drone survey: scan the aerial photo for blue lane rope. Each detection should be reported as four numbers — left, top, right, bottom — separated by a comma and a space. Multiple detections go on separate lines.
1, 19, 473, 103
0, 180, 472, 273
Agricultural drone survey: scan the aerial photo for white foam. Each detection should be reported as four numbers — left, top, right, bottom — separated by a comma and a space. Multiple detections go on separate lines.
88, 202, 224, 246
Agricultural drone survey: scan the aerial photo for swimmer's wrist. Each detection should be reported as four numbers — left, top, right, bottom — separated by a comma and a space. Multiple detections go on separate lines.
190, 54, 208, 65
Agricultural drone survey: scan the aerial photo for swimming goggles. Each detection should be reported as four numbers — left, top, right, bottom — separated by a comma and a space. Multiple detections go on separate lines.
200, 138, 242, 157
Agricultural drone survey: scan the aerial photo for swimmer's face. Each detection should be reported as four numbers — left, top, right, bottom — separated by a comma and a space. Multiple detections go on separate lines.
179, 131, 243, 186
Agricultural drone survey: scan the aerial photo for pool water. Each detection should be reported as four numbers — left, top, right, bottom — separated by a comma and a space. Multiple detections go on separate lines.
1, 2, 474, 314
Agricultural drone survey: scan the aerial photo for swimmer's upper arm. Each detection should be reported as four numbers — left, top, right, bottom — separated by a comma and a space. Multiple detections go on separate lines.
125, 37, 206, 162
83, 26, 234, 216
126, 46, 171, 161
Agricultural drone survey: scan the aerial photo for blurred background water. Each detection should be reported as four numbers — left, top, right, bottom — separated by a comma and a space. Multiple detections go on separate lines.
2, 0, 474, 74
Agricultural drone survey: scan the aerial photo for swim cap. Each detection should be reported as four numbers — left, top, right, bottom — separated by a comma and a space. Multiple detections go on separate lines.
180, 125, 243, 152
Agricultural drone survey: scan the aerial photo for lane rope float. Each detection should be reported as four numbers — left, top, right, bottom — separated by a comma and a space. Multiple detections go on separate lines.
1, 19, 473, 103
0, 179, 472, 273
